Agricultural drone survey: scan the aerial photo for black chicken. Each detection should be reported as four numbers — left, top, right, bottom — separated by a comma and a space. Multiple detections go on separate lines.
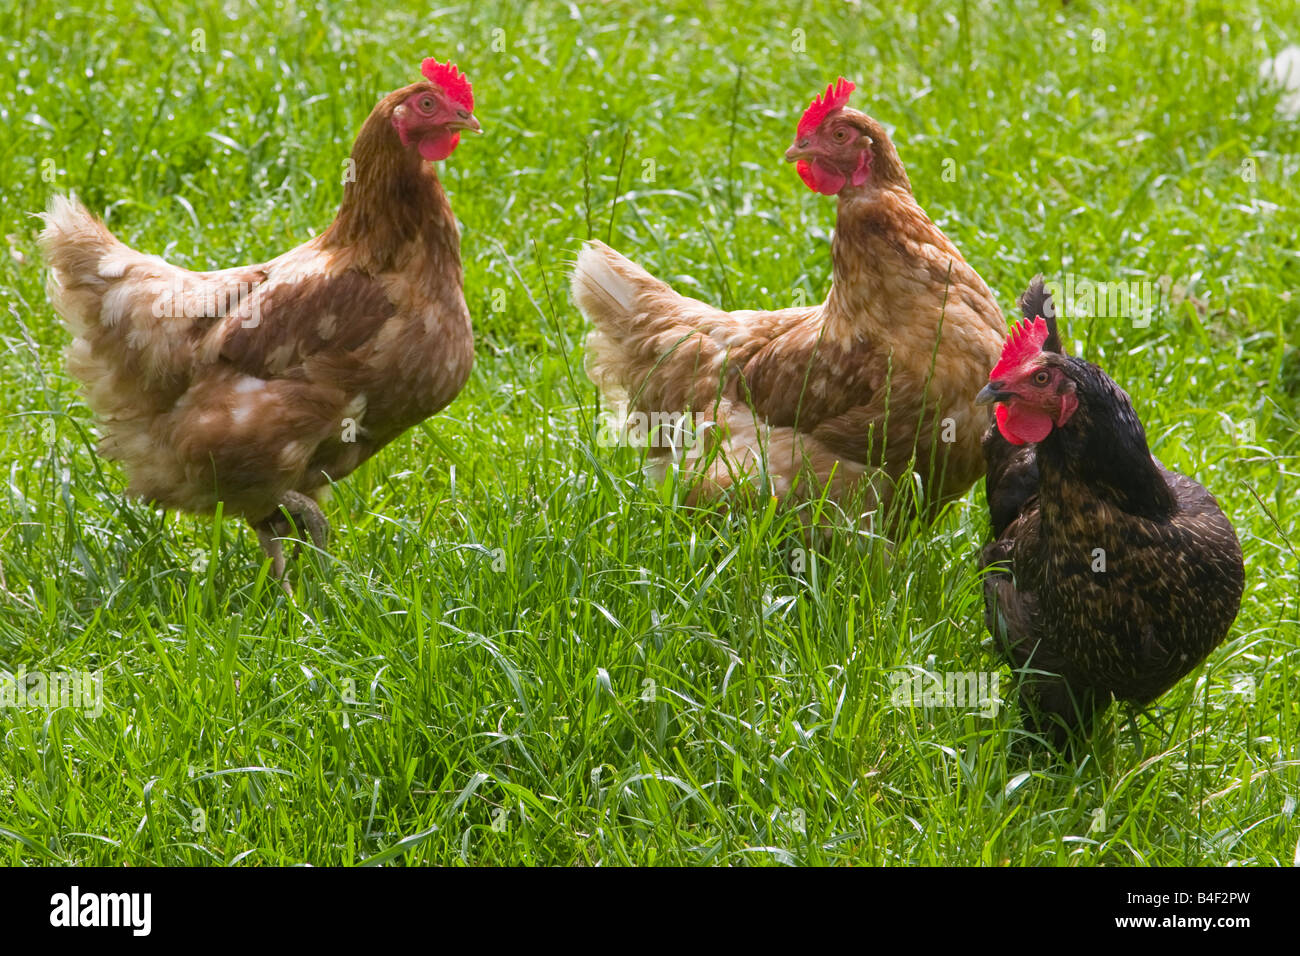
977, 278, 1245, 747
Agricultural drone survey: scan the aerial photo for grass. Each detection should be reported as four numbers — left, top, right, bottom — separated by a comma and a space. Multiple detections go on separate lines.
0, 0, 1297, 865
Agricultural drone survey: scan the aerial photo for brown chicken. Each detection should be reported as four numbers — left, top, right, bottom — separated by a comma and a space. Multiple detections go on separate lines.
39, 58, 480, 586
979, 279, 1245, 748
573, 78, 1005, 522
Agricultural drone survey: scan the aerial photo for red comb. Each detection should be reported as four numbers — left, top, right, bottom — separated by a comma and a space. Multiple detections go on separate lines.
990, 316, 1050, 380
421, 58, 474, 112
797, 77, 856, 138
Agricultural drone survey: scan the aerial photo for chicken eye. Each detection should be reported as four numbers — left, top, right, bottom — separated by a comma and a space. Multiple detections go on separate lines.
418, 96, 437, 113
1033, 370, 1051, 386
833, 128, 849, 142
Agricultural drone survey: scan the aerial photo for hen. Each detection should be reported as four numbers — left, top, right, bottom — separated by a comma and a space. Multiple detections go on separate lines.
39, 58, 480, 587
573, 78, 1005, 523
978, 278, 1245, 747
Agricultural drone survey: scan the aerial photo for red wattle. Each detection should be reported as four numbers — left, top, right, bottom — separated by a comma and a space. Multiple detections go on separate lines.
419, 132, 460, 161
796, 160, 817, 190
996, 403, 1055, 445
796, 159, 846, 195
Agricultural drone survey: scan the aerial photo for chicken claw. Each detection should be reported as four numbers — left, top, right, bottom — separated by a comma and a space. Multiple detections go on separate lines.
251, 491, 330, 593
279, 491, 330, 551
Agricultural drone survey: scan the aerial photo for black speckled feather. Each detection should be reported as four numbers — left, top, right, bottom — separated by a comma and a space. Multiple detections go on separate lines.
979, 280, 1245, 747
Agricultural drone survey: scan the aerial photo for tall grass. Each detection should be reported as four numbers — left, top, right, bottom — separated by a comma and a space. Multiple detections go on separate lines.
0, 0, 1296, 864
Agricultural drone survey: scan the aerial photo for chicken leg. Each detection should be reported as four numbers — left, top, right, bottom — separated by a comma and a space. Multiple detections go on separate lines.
251, 491, 330, 592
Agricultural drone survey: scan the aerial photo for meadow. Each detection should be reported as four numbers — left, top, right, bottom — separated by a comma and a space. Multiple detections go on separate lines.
0, 0, 1297, 865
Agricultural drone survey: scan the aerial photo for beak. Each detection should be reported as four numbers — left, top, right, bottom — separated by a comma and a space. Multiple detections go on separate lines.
784, 141, 812, 163
975, 383, 1011, 406
450, 113, 482, 134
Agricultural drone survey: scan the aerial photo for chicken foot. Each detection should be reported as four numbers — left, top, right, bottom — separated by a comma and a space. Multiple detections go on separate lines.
251, 491, 330, 592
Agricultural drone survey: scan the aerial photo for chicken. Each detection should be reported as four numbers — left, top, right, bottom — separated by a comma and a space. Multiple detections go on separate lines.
978, 278, 1245, 747
39, 58, 480, 587
573, 78, 1006, 523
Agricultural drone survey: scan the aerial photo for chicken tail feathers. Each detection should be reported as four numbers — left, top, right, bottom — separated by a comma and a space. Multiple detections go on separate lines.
1019, 277, 1060, 356
574, 239, 735, 414
39, 194, 258, 397
39, 194, 126, 338
1018, 275, 1062, 354
571, 240, 651, 327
